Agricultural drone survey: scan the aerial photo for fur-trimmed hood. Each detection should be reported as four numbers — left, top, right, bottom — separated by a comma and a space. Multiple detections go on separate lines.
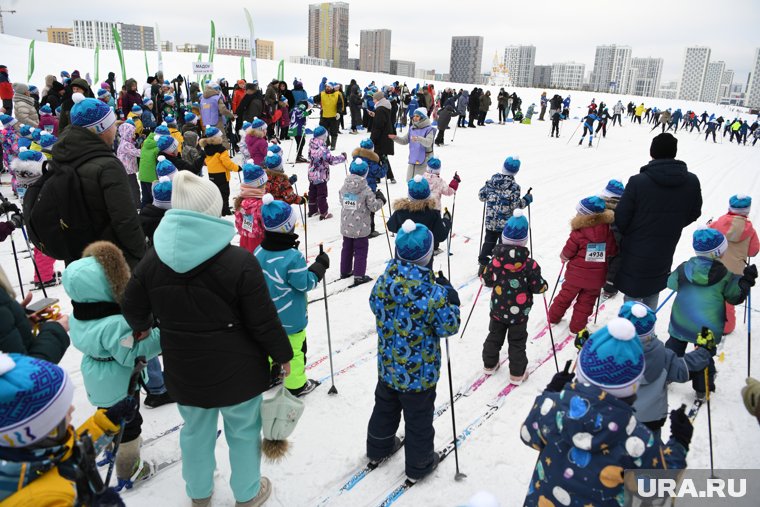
351, 147, 379, 163
393, 197, 436, 212
62, 241, 130, 304
203, 85, 222, 99
570, 209, 614, 230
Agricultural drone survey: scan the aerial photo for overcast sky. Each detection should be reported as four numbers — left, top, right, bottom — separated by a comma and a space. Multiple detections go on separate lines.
3, 0, 758, 84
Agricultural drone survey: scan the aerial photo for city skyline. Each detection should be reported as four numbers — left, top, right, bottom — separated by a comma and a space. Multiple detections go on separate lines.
2, 0, 758, 84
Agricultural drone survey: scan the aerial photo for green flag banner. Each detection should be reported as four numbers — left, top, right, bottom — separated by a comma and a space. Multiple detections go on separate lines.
196, 53, 202, 86
26, 40, 35, 82
93, 43, 100, 83
205, 20, 216, 83
243, 8, 258, 82
277, 60, 284, 81
112, 27, 126, 84
156, 24, 163, 73
144, 51, 150, 78
240, 56, 245, 80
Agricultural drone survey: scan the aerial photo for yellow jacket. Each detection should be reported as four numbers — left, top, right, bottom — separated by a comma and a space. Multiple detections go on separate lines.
319, 91, 342, 119
0, 410, 119, 507
635, 104, 645, 116
169, 127, 184, 155
126, 112, 144, 136
199, 137, 240, 181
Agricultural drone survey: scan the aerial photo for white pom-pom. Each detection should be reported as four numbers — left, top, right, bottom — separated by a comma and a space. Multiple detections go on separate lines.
19, 146, 28, 152
513, 155, 520, 161
737, 193, 749, 200
262, 193, 274, 205
267, 150, 274, 157
413, 174, 423, 183
631, 303, 648, 319
157, 155, 166, 162
72, 92, 85, 104
0, 353, 16, 376
696, 225, 710, 231
158, 175, 171, 183
246, 159, 254, 165
512, 209, 524, 218
401, 219, 416, 233
353, 157, 361, 165
161, 122, 168, 127
607, 318, 637, 341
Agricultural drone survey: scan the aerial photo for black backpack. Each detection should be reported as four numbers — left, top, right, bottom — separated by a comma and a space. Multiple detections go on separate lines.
23, 158, 97, 262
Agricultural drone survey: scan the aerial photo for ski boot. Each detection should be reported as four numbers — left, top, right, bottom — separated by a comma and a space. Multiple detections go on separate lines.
289, 379, 321, 397
483, 362, 500, 376
352, 275, 373, 287
574, 328, 590, 351
509, 370, 530, 386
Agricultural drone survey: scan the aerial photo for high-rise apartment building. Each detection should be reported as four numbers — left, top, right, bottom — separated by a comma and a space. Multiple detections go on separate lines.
532, 65, 552, 88
73, 20, 155, 50
551, 62, 585, 90
678, 46, 711, 101
46, 27, 73, 46
449, 36, 483, 84
160, 40, 173, 52
591, 45, 632, 93
719, 69, 734, 102
390, 60, 416, 78
255, 39, 274, 60
503, 45, 536, 87
176, 43, 209, 53
745, 48, 760, 108
119, 23, 155, 51
359, 29, 391, 73
700, 60, 725, 103
308, 2, 349, 69
290, 55, 333, 67
630, 57, 663, 97
217, 35, 249, 56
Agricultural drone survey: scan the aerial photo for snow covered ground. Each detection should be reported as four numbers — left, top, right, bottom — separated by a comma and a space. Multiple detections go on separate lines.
1, 33, 759, 507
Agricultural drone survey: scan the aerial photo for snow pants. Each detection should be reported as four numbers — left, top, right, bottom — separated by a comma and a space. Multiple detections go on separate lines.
140, 181, 153, 209
367, 380, 437, 480
548, 281, 600, 333
145, 356, 167, 395
340, 236, 369, 277
208, 172, 231, 216
538, 105, 546, 121
478, 229, 501, 266
482, 318, 528, 376
611, 113, 622, 126
284, 329, 308, 391
178, 396, 263, 503
308, 181, 329, 216
551, 121, 560, 137
665, 337, 715, 394
724, 302, 736, 335
33, 249, 55, 283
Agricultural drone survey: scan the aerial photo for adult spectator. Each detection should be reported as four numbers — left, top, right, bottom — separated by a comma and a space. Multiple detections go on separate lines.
456, 90, 469, 128
41, 80, 65, 113
614, 133, 702, 309
313, 81, 343, 150
105, 72, 116, 100
467, 88, 480, 128
349, 84, 362, 134
58, 78, 94, 132
121, 78, 142, 118
50, 93, 145, 266
478, 90, 491, 126
12, 83, 39, 128
278, 80, 295, 110
122, 170, 293, 507
200, 83, 233, 147
0, 265, 69, 362
369, 90, 396, 183
234, 82, 265, 132
497, 88, 509, 124
0, 65, 12, 115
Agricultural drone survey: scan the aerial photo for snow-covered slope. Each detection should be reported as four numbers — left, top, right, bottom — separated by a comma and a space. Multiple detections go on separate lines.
1, 33, 759, 507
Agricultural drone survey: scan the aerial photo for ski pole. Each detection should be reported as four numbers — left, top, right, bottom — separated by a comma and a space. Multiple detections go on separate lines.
478, 200, 486, 258
565, 122, 581, 145
655, 290, 675, 314
384, 169, 392, 220
379, 204, 393, 258
293, 181, 305, 224
18, 225, 48, 298
542, 293, 560, 372
104, 356, 147, 490
592, 294, 601, 324
444, 333, 467, 481
451, 117, 458, 143
7, 225, 24, 294
704, 358, 715, 476
459, 282, 484, 341
303, 201, 308, 261
744, 257, 750, 325
286, 137, 294, 164
320, 243, 338, 395
446, 192, 457, 281
548, 262, 565, 307
525, 187, 533, 254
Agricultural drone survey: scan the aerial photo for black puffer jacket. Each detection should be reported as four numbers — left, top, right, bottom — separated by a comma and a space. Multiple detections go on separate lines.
370, 101, 395, 156
122, 215, 292, 408
0, 286, 69, 362
387, 198, 451, 243
138, 204, 166, 244
614, 159, 702, 297
51, 126, 146, 267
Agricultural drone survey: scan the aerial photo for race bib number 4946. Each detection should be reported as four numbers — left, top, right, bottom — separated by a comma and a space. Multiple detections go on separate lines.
343, 193, 358, 210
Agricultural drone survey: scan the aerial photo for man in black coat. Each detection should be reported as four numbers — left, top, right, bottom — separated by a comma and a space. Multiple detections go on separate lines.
467, 88, 480, 128
370, 90, 396, 183
613, 133, 702, 309
234, 83, 265, 132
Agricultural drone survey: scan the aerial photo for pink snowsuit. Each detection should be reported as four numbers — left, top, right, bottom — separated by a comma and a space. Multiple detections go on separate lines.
424, 172, 455, 211
234, 190, 265, 253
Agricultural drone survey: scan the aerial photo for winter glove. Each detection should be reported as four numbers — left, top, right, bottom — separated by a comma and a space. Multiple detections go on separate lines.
741, 377, 760, 420
695, 327, 717, 356
104, 396, 139, 425
522, 194, 533, 205
739, 264, 758, 294
0, 221, 14, 241
449, 176, 460, 191
443, 208, 452, 223
436, 272, 461, 306
0, 201, 20, 215
314, 251, 330, 270
308, 262, 326, 281
341, 152, 347, 159
574, 329, 590, 351
301, 193, 309, 203
546, 360, 574, 392
289, 174, 298, 185
9, 213, 22, 228
669, 404, 693, 450
375, 190, 387, 205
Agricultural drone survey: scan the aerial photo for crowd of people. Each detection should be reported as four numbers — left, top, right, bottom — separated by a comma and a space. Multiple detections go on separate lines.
0, 60, 759, 507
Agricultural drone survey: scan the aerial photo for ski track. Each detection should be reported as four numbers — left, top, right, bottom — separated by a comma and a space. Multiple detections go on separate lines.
0, 41, 758, 506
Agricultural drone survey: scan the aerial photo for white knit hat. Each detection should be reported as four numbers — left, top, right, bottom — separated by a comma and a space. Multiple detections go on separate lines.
170, 171, 223, 218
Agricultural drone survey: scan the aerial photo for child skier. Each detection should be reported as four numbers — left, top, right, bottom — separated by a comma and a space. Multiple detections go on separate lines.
550, 110, 561, 138
0, 353, 135, 505
116, 120, 142, 208
141, 98, 157, 132
351, 138, 387, 237
237, 120, 252, 160
709, 194, 759, 334
245, 118, 269, 165
307, 125, 346, 220
155, 135, 194, 174
600, 179, 625, 297
61, 241, 162, 491
614, 301, 713, 437
234, 161, 268, 253
422, 157, 459, 211
339, 158, 385, 285
127, 104, 144, 136
665, 227, 756, 396
0, 114, 19, 174
547, 196, 617, 337
165, 115, 184, 155
264, 149, 306, 205
139, 176, 172, 244
387, 175, 450, 257
520, 318, 692, 506
578, 111, 599, 146
200, 126, 240, 216
181, 112, 200, 137
482, 209, 548, 383
254, 194, 328, 396
290, 103, 310, 163
180, 131, 204, 175
366, 220, 461, 484
278, 96, 290, 140
38, 103, 59, 135
477, 156, 532, 274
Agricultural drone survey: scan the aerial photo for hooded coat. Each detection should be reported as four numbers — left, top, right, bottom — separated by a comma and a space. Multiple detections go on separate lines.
521, 381, 687, 506
423, 172, 454, 210
116, 122, 140, 175
369, 97, 395, 156
200, 136, 240, 181
386, 198, 450, 244
307, 137, 345, 184
561, 210, 618, 290
667, 256, 745, 344
483, 245, 547, 325
62, 242, 161, 407
709, 213, 759, 274
456, 91, 469, 116
138, 132, 158, 183
339, 174, 383, 238
265, 169, 304, 205
478, 173, 528, 231
436, 100, 457, 132
51, 126, 146, 266
11, 84, 39, 127
614, 159, 702, 297
122, 209, 293, 408
0, 286, 69, 362
351, 146, 386, 192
